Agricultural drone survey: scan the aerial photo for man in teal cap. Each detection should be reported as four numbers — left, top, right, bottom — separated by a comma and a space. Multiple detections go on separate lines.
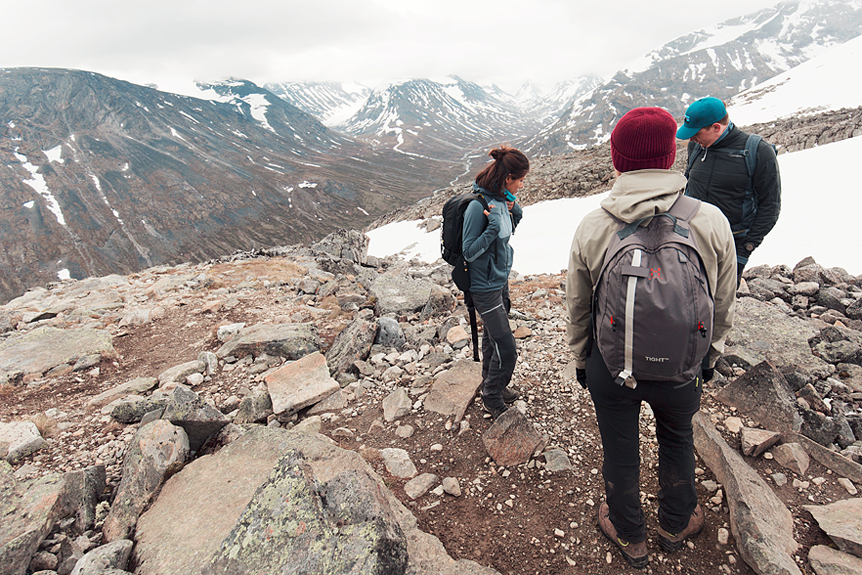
676, 97, 781, 286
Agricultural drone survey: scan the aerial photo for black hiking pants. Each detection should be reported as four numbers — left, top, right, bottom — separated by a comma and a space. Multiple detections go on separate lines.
472, 286, 516, 411
587, 342, 702, 543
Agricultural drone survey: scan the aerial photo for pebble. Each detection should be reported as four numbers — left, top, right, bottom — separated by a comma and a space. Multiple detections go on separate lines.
837, 477, 858, 494
718, 528, 730, 545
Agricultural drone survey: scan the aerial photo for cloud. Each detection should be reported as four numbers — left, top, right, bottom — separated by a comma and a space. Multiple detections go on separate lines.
3, 0, 784, 93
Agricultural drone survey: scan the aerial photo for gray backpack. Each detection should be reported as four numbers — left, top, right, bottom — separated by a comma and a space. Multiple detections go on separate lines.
593, 194, 714, 388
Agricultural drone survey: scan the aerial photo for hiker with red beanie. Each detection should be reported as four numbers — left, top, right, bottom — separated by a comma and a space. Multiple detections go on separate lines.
565, 107, 737, 568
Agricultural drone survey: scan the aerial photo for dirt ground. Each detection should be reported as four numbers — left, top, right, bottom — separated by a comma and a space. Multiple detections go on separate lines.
0, 266, 842, 575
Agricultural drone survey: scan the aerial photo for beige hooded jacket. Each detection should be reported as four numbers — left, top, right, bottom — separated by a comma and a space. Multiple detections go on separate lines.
565, 169, 737, 370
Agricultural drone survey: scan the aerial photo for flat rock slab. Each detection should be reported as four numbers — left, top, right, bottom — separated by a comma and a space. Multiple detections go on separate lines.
423, 360, 482, 423
726, 298, 832, 380
264, 352, 339, 415
693, 412, 802, 575
0, 421, 46, 463
804, 499, 862, 558
773, 443, 810, 475
482, 409, 546, 467
86, 377, 159, 410
404, 473, 439, 500
0, 326, 114, 380
379, 448, 418, 479
808, 544, 862, 575
782, 431, 862, 484
383, 388, 412, 422
215, 323, 319, 360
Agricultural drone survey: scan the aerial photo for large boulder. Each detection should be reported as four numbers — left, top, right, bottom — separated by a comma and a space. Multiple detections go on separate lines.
369, 270, 436, 316
205, 451, 408, 575
715, 361, 802, 434
1, 465, 105, 575
162, 385, 229, 452
102, 420, 190, 542
325, 315, 377, 377
132, 427, 498, 575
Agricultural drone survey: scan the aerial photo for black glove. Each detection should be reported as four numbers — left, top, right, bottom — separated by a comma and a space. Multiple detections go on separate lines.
576, 368, 588, 389
702, 367, 714, 383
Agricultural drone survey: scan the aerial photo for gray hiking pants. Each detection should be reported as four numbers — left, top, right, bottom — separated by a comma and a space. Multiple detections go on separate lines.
472, 286, 516, 411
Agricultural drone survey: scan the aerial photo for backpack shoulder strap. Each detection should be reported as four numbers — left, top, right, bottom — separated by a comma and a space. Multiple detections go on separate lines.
743, 134, 762, 180
685, 143, 704, 178
667, 193, 701, 223
474, 193, 490, 212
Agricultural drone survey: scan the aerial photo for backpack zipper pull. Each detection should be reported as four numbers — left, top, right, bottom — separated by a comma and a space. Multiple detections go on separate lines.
698, 321, 707, 338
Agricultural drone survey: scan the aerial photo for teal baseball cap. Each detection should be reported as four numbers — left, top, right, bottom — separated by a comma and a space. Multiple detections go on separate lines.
676, 97, 727, 139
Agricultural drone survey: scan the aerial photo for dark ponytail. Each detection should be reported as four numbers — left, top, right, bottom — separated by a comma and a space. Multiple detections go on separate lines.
475, 145, 530, 195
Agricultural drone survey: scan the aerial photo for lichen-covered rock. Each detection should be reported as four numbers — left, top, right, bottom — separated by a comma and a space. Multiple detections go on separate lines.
102, 420, 189, 542
325, 315, 377, 377
206, 451, 408, 575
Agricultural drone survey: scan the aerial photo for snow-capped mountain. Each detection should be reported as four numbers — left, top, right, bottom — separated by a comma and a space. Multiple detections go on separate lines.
522, 0, 862, 155
335, 76, 541, 161
194, 78, 352, 150
0, 69, 455, 304
264, 81, 371, 126
367, 36, 862, 276
728, 32, 862, 126
517, 77, 603, 123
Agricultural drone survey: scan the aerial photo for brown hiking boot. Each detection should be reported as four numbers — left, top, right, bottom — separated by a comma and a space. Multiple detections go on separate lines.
500, 386, 520, 403
658, 504, 704, 552
478, 383, 520, 404
481, 400, 508, 421
598, 502, 648, 569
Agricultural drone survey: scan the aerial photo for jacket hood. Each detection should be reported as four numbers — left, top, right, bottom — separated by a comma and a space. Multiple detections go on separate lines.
600, 169, 687, 224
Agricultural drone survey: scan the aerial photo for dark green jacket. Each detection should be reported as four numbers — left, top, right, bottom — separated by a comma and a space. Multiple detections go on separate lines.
684, 124, 781, 256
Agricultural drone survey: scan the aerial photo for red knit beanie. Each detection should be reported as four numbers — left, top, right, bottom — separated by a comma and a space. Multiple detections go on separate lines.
610, 107, 677, 172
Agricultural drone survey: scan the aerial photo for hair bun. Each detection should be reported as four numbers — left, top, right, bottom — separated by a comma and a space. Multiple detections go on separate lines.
489, 145, 512, 161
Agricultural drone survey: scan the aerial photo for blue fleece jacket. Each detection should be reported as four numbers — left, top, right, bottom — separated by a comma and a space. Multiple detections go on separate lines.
462, 183, 523, 293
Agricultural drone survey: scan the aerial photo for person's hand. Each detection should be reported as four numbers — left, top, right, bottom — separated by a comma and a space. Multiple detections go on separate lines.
484, 203, 495, 216
576, 368, 587, 389
702, 367, 714, 382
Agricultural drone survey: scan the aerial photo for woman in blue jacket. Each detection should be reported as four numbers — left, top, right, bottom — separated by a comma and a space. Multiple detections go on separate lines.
462, 145, 528, 420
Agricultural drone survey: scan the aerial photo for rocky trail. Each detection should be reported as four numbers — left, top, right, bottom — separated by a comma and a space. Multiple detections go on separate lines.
2, 229, 862, 575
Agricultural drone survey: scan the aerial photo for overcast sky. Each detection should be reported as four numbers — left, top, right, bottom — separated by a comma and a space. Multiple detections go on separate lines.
4, 0, 784, 95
